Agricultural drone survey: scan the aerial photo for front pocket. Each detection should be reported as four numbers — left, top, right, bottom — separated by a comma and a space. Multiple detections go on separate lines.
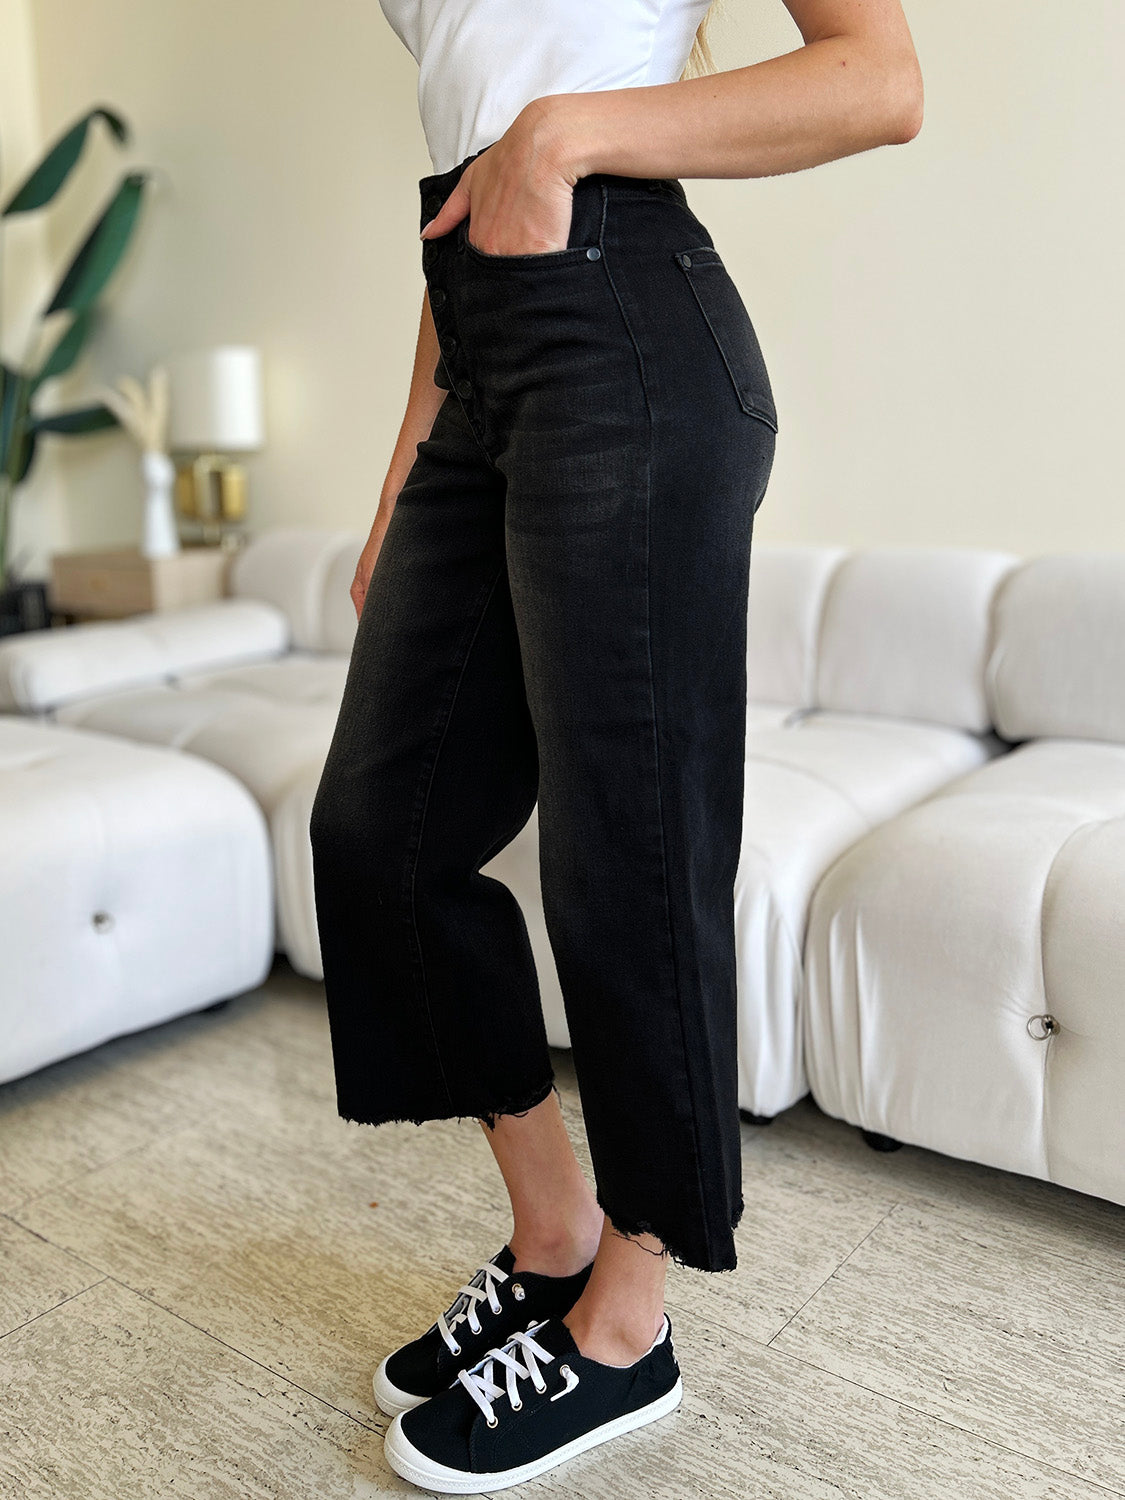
673, 247, 778, 431
458, 218, 594, 269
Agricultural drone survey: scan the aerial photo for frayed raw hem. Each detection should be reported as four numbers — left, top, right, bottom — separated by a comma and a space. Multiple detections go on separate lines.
599, 1190, 746, 1275
335, 1075, 558, 1133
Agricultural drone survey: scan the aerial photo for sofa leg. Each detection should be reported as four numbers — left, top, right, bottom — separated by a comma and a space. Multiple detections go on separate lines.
739, 1109, 775, 1126
861, 1128, 903, 1152
202, 998, 232, 1014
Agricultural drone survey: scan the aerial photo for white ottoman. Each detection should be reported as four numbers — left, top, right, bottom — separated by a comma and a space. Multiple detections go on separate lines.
0, 717, 275, 1085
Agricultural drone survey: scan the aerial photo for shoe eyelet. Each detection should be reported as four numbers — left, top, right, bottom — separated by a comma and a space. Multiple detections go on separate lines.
449, 1342, 461, 1356
512, 1283, 525, 1301
485, 1414, 499, 1429
532, 1380, 547, 1395
510, 1398, 523, 1411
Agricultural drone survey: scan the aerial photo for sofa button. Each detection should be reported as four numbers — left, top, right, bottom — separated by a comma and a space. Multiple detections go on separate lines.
1026, 1013, 1059, 1040
92, 910, 115, 933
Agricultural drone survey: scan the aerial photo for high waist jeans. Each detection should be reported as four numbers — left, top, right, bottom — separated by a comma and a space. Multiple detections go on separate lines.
309, 142, 777, 1272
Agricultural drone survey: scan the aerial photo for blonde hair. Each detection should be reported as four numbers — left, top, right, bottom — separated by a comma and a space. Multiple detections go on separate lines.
681, 0, 722, 80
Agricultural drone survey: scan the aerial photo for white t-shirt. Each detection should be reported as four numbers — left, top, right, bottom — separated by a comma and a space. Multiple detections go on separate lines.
379, 0, 714, 175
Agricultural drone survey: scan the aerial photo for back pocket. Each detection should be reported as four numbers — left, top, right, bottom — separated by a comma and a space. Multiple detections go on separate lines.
673, 247, 778, 431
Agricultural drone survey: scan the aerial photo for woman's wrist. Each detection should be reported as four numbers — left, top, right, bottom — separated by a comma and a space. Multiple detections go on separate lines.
514, 93, 603, 186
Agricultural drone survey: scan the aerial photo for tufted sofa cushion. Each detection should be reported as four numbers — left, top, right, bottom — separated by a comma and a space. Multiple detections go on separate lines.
986, 553, 1125, 744
813, 548, 1019, 732
734, 710, 1001, 1117
802, 737, 1125, 1205
0, 717, 274, 1084
0, 599, 289, 712
228, 526, 363, 654
745, 545, 846, 713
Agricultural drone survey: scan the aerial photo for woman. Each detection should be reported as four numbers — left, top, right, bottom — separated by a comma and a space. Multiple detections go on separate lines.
310, 0, 922, 1489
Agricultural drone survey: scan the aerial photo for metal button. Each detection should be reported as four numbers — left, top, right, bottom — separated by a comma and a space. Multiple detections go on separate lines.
423, 192, 442, 216
586, 246, 601, 260
430, 287, 446, 309
1027, 1013, 1060, 1040
680, 253, 693, 268
455, 377, 473, 399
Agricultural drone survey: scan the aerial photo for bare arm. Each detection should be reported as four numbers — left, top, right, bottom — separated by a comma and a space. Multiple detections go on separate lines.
351, 288, 448, 617
547, 0, 924, 181
422, 0, 923, 254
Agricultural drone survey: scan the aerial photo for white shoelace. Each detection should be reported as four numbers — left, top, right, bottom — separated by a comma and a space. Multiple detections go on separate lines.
437, 1259, 510, 1355
457, 1320, 558, 1427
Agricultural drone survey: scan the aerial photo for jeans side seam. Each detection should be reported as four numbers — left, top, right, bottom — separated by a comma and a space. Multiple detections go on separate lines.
601, 223, 716, 1266
404, 559, 508, 1114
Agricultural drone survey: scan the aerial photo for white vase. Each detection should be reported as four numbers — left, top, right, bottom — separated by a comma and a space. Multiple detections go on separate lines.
141, 449, 180, 558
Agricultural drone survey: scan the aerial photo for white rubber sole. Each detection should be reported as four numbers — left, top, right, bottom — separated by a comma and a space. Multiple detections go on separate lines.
383, 1375, 684, 1493
373, 1354, 430, 1419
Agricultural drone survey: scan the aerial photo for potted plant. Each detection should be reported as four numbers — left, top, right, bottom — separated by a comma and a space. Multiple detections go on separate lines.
0, 105, 151, 635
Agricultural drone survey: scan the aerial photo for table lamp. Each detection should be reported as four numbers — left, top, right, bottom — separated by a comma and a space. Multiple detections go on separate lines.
166, 345, 264, 546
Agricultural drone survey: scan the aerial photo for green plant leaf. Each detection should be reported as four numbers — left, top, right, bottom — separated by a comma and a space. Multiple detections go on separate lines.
0, 364, 30, 476
44, 171, 148, 315
28, 403, 119, 435
1, 106, 128, 217
11, 428, 37, 485
32, 308, 95, 390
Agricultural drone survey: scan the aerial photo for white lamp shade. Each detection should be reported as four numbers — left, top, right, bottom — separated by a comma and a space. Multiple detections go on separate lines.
166, 345, 264, 452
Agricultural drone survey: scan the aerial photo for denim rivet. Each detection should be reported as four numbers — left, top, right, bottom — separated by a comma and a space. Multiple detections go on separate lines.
586, 246, 601, 261
681, 253, 692, 268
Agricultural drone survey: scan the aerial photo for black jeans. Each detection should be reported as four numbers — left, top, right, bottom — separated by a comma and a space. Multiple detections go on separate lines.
309, 142, 777, 1273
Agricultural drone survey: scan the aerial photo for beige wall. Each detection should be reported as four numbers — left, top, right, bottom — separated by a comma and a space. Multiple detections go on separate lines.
9, 0, 1125, 574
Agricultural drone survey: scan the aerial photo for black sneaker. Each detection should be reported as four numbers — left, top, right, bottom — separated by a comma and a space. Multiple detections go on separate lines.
372, 1245, 595, 1417
383, 1312, 683, 1492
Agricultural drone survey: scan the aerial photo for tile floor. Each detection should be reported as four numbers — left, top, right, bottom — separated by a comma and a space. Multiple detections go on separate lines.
1, 959, 1122, 1498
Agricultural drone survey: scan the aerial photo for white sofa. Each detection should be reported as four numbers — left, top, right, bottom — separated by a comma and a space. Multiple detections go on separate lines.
734, 546, 1017, 1117
1, 530, 1121, 1215
803, 555, 1125, 1208
0, 529, 360, 983
0, 716, 274, 1084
